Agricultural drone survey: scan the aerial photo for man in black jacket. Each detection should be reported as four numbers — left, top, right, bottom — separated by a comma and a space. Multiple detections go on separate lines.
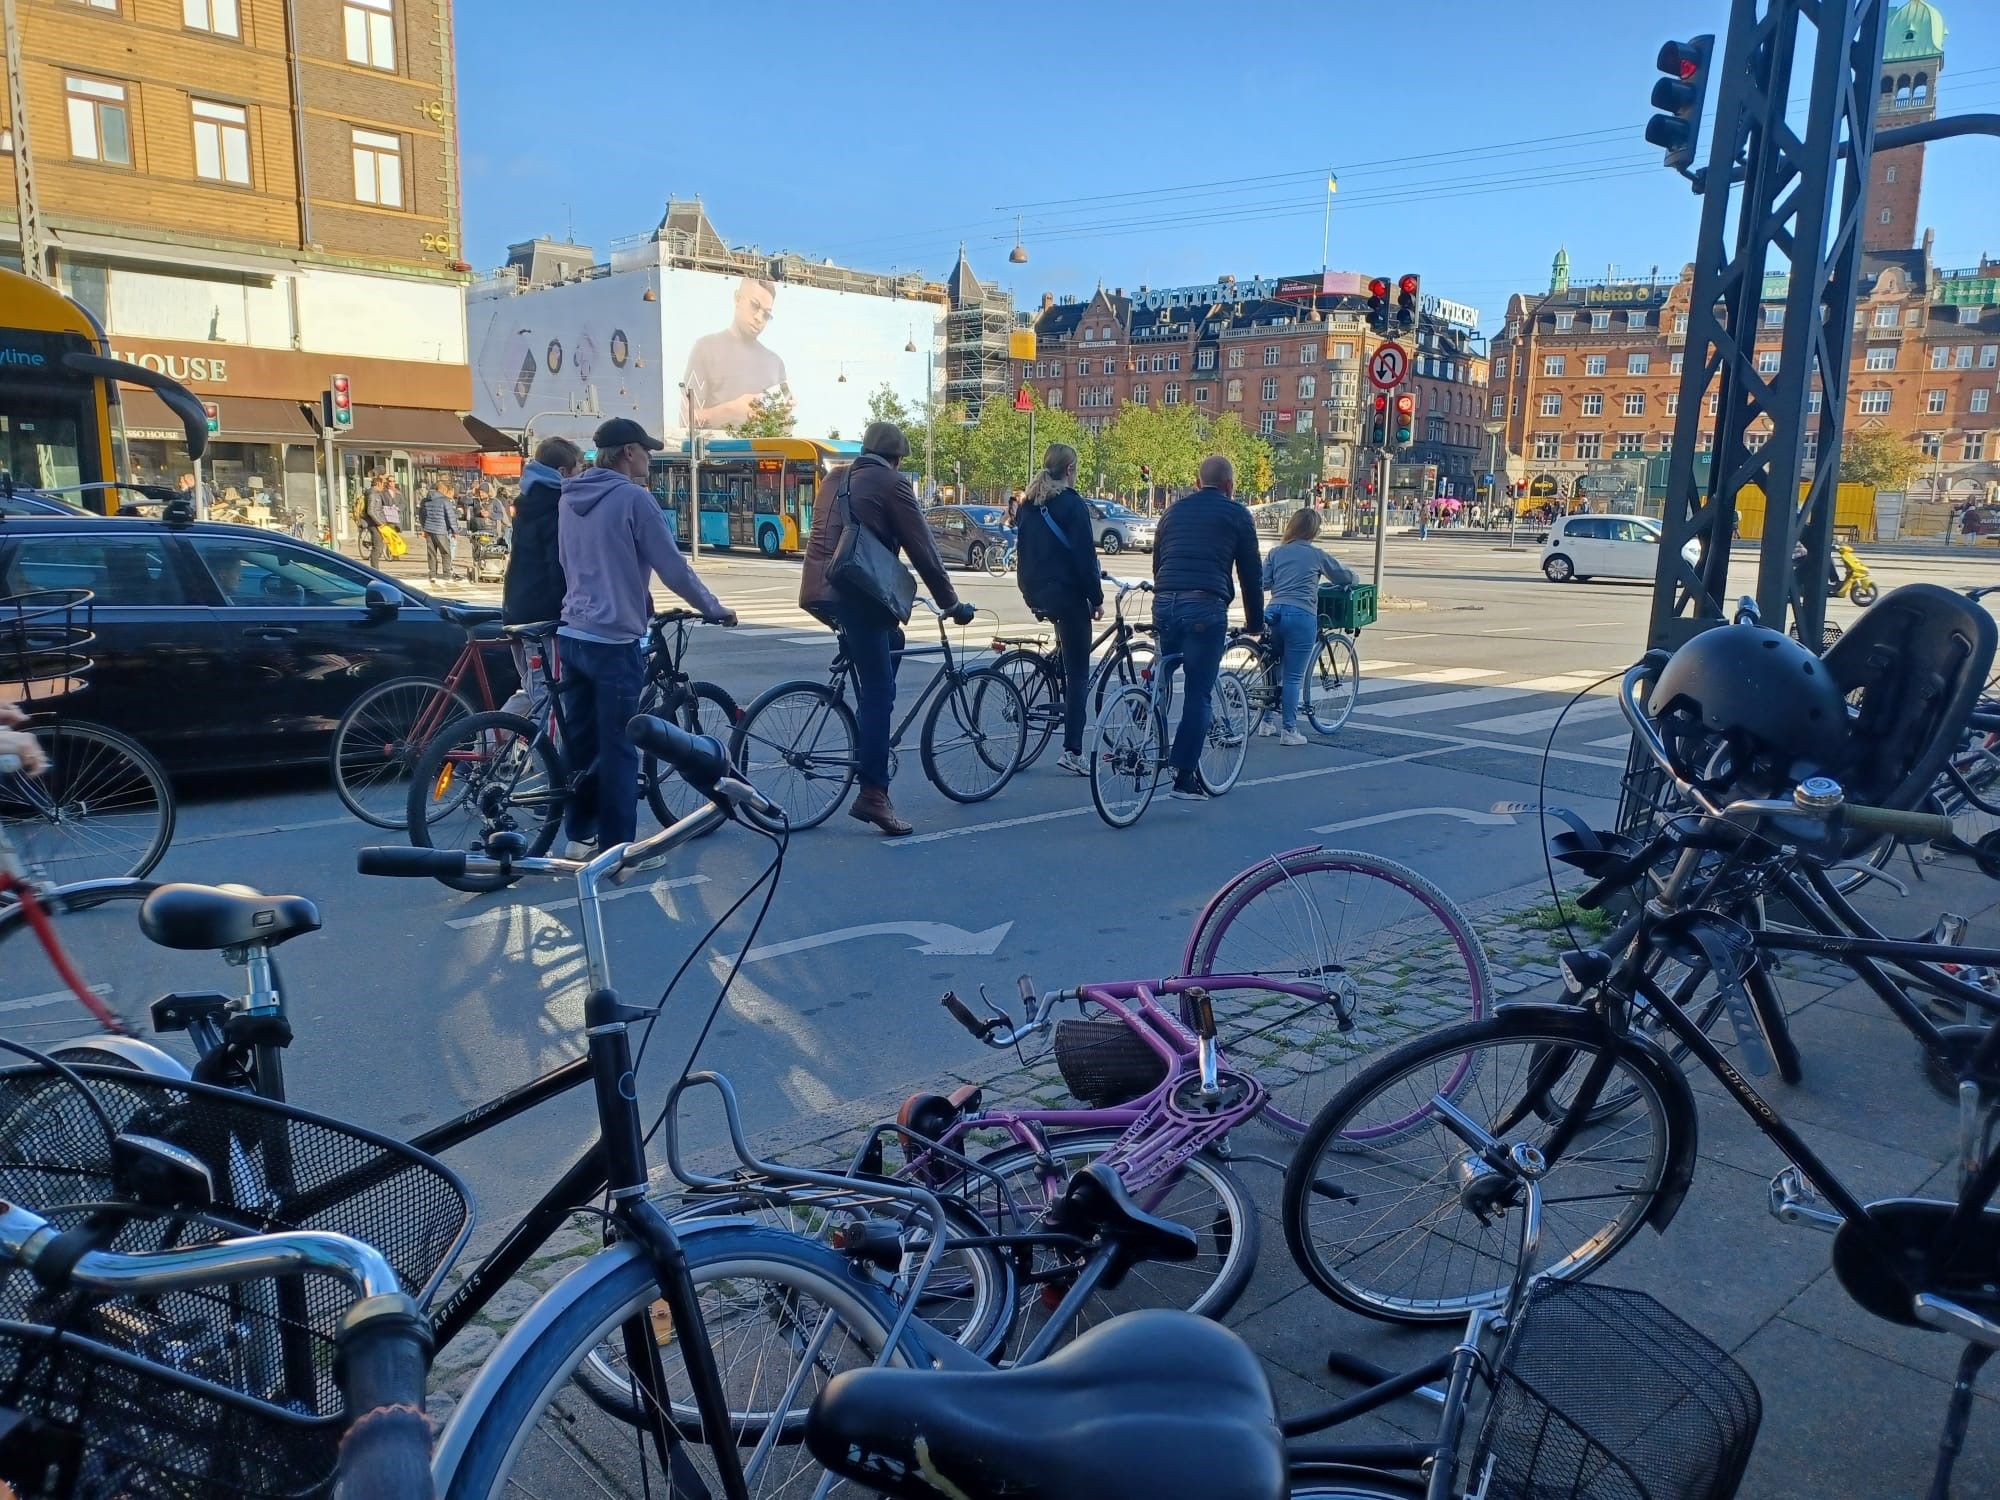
1015, 443, 1103, 774
501, 435, 583, 721
1151, 454, 1263, 800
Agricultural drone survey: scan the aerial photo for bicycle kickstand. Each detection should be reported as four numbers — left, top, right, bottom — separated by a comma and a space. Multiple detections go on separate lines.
1927, 1342, 1994, 1500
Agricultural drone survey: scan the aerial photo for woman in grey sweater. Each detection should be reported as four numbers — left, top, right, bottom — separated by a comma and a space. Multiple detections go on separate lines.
1259, 508, 1355, 743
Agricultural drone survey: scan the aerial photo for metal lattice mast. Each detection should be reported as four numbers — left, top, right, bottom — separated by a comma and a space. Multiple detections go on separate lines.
2, 0, 48, 284
1649, 0, 1889, 650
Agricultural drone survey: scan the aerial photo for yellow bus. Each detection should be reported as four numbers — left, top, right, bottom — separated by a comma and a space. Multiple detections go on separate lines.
649, 436, 862, 556
0, 266, 208, 512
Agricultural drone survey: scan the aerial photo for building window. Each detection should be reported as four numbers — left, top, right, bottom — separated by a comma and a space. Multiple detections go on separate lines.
1261, 376, 1279, 401
1623, 392, 1645, 417
1962, 307, 1982, 326
1859, 390, 1892, 414
1047, 389, 1061, 407
1533, 432, 1561, 461
1806, 390, 1823, 414
1885, 164, 1898, 182
1579, 394, 1602, 416
1163, 383, 1181, 405
1543, 355, 1565, 377
1334, 341, 1353, 359
1665, 394, 1679, 416
183, 0, 239, 34
1296, 410, 1313, 432
1933, 347, 1951, 370
1297, 375, 1316, 400
1744, 429, 1767, 451
1100, 358, 1113, 374
1584, 355, 1606, 377
191, 98, 250, 184
1927, 389, 1948, 413
1575, 433, 1602, 460
1706, 392, 1720, 416
344, 0, 397, 70
1076, 360, 1089, 377
1151, 355, 1164, 372
1757, 351, 1781, 375
1194, 385, 1211, 404
1263, 346, 1279, 366
1628, 353, 1650, 375
1259, 411, 1276, 435
1873, 305, 1899, 327
1983, 346, 1999, 368
1764, 306, 1784, 327
351, 127, 404, 206
1674, 313, 1689, 335
1196, 348, 1215, 370
1966, 433, 1988, 462
1802, 431, 1819, 463
65, 76, 131, 165
1670, 353, 1684, 374
1491, 394, 1505, 417
1865, 346, 1896, 370
1131, 384, 1148, 405
1618, 432, 1644, 454
1957, 346, 1976, 369
1300, 344, 1317, 364
1973, 389, 1992, 414
1879, 208, 1893, 224
1920, 431, 1942, 458
1628, 311, 1648, 330
1554, 313, 1574, 331
1227, 348, 1244, 369
1590, 313, 1610, 331
1168, 354, 1181, 371
1226, 379, 1242, 403
1539, 393, 1562, 417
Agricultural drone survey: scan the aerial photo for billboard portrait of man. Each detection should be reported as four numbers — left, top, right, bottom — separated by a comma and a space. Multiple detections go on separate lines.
682, 278, 788, 428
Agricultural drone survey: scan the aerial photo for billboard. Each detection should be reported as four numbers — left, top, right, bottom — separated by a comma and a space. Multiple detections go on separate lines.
467, 269, 666, 441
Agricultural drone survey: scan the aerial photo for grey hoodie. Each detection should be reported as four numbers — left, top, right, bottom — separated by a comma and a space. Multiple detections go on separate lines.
558, 466, 723, 644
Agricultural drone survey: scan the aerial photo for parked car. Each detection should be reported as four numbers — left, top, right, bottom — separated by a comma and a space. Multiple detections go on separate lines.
923, 504, 1014, 570
1087, 499, 1156, 554
0, 490, 90, 517
0, 512, 496, 774
1539, 513, 1701, 584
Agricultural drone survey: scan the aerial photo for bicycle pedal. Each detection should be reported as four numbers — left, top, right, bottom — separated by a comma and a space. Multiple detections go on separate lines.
1768, 1166, 1840, 1232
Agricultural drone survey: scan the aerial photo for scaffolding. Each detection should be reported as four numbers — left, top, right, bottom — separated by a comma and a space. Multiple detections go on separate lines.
943, 245, 1015, 419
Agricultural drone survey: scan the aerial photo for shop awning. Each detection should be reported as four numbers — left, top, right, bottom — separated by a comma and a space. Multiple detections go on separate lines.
113, 390, 317, 443
461, 414, 526, 454
343, 406, 480, 451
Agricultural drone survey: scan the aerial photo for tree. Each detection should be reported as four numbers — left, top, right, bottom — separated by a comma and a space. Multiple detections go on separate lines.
1195, 411, 1272, 497
733, 388, 796, 438
963, 391, 1092, 499
866, 383, 912, 428
1835, 426, 1924, 491
1271, 433, 1321, 499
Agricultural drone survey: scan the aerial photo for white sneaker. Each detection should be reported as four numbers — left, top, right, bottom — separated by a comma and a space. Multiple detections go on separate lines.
1256, 720, 1278, 738
563, 840, 598, 860
1278, 729, 1309, 747
1056, 750, 1090, 776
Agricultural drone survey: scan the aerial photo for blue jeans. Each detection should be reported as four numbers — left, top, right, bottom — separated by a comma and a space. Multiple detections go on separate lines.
1046, 603, 1093, 754
1155, 592, 1229, 776
1266, 604, 1317, 732
555, 634, 645, 848
827, 601, 905, 789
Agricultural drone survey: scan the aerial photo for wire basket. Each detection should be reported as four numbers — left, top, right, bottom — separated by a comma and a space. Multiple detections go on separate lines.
0, 591, 94, 704
1470, 1280, 1762, 1500
0, 1064, 472, 1498
1051, 1018, 1168, 1108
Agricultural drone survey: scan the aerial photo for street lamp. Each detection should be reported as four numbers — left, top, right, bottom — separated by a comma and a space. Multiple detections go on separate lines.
1008, 215, 1028, 265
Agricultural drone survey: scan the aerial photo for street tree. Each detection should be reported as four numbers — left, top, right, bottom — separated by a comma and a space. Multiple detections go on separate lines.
1835, 427, 1925, 491
964, 391, 1093, 500
733, 388, 797, 438
1271, 433, 1321, 499
1196, 411, 1272, 497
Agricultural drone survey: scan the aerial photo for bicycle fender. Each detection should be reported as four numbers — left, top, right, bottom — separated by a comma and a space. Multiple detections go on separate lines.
49, 1035, 191, 1080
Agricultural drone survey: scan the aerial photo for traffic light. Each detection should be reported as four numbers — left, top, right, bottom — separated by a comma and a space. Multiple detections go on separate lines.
1140, 463, 1152, 484
1396, 274, 1420, 331
323, 373, 354, 431
1366, 277, 1391, 334
201, 402, 219, 435
1393, 393, 1416, 447
1645, 35, 1715, 172
1369, 394, 1389, 447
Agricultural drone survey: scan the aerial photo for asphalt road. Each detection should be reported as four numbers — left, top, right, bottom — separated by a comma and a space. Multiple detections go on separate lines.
15, 532, 1996, 1230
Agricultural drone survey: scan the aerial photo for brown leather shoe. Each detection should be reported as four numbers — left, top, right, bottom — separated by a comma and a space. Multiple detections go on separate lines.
849, 785, 913, 837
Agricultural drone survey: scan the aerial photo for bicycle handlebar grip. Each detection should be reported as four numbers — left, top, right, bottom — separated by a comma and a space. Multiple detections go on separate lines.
940, 991, 995, 1039
0, 754, 20, 775
625, 714, 728, 792
356, 846, 470, 878
1845, 803, 1955, 841
332, 1293, 434, 1500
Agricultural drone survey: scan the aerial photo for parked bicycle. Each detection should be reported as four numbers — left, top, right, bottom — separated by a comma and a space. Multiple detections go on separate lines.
1090, 639, 1252, 827
730, 598, 1026, 831
990, 575, 1157, 770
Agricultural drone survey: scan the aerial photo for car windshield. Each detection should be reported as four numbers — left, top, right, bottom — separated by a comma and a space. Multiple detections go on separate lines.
1097, 502, 1142, 519
964, 507, 1005, 527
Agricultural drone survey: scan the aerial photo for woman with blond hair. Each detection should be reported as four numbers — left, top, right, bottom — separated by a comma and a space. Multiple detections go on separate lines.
1259, 507, 1355, 744
1014, 442, 1103, 774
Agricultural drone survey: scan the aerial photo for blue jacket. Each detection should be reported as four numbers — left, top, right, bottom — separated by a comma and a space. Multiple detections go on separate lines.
420, 490, 457, 536
1151, 487, 1264, 631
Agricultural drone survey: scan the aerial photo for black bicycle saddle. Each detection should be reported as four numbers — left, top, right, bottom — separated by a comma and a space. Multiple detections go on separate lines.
140, 883, 320, 952
804, 1308, 1285, 1500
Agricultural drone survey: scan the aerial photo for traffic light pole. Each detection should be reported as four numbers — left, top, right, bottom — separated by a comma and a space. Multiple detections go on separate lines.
1371, 448, 1389, 596
322, 429, 341, 548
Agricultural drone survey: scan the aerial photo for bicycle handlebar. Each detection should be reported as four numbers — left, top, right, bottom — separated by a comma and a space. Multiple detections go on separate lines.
332, 1296, 435, 1500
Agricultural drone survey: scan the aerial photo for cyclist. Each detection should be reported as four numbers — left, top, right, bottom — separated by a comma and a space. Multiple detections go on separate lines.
0, 699, 45, 775
1259, 507, 1354, 745
1015, 442, 1103, 776
503, 435, 583, 722
558, 418, 736, 856
1151, 454, 1263, 800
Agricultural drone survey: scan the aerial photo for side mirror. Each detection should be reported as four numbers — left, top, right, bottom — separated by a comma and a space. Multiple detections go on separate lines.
364, 581, 404, 619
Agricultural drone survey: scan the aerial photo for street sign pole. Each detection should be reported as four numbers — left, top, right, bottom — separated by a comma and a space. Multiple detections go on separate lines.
1372, 448, 1389, 595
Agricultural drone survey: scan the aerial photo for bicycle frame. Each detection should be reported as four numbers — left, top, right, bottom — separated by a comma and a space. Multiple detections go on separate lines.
829, 606, 974, 752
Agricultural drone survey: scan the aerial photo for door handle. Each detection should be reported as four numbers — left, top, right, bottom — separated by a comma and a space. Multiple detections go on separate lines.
243, 626, 299, 640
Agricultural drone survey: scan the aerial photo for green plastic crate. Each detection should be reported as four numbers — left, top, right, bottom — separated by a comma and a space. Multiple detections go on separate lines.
1318, 582, 1377, 631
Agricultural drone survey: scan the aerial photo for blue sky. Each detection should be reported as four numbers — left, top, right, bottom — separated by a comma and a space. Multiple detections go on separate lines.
458, 1, 2000, 339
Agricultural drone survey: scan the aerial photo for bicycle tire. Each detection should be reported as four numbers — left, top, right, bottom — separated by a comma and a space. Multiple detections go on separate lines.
922, 668, 1024, 803
1199, 670, 1251, 795
1, 720, 173, 882
1184, 849, 1494, 1137
1090, 683, 1162, 829
641, 680, 739, 833
1090, 637, 1156, 712
330, 675, 477, 830
729, 681, 858, 833
989, 648, 1060, 769
0, 878, 204, 1044
405, 711, 565, 892
1282, 1011, 1674, 1324
1286, 1466, 1426, 1498
435, 1225, 914, 1500
984, 543, 1012, 577
1305, 632, 1362, 736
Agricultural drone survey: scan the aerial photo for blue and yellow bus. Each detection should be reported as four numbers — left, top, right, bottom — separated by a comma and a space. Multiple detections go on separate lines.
649, 437, 860, 556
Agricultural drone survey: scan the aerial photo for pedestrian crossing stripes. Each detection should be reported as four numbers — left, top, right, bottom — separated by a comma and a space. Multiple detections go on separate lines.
1343, 661, 1629, 743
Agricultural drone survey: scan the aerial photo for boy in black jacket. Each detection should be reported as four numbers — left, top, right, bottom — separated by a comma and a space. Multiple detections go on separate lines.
501, 436, 583, 720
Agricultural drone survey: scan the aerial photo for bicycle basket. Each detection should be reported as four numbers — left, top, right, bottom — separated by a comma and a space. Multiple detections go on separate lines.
1469, 1280, 1761, 1500
1051, 1018, 1168, 1108
0, 591, 94, 704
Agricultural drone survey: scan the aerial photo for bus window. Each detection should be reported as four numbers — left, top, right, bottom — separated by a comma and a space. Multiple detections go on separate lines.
0, 398, 87, 491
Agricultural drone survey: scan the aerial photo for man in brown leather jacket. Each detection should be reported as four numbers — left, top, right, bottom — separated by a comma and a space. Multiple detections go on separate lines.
799, 421, 973, 835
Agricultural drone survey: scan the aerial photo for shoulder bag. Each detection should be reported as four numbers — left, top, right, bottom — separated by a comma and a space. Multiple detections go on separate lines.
828, 470, 917, 623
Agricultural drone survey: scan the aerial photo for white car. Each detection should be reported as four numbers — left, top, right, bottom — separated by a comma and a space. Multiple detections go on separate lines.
1540, 513, 1701, 583
1087, 499, 1156, 554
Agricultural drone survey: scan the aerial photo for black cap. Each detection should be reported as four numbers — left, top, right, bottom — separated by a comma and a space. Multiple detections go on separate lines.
860, 420, 910, 460
593, 417, 664, 453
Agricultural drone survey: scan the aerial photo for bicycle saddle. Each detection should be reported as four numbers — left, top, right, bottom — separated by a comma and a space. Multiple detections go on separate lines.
1046, 1162, 1199, 1285
437, 603, 503, 629
501, 619, 559, 641
805, 1309, 1285, 1500
139, 884, 320, 952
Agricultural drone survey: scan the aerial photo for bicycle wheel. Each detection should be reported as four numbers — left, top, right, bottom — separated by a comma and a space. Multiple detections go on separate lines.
949, 1128, 1258, 1357
1090, 683, 1162, 829
329, 675, 476, 830
1305, 632, 1362, 735
1186, 849, 1493, 1136
1287, 1466, 1425, 1498
730, 682, 858, 833
922, 668, 1025, 803
1199, 670, 1251, 794
989, 648, 1060, 769
984, 542, 1011, 577
1220, 640, 1277, 727
436, 1225, 911, 1500
642, 680, 740, 831
0, 720, 172, 882
1090, 637, 1156, 712
1282, 1012, 1674, 1324
406, 711, 565, 892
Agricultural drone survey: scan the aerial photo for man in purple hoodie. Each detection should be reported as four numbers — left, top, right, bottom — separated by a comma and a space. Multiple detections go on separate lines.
557, 417, 737, 853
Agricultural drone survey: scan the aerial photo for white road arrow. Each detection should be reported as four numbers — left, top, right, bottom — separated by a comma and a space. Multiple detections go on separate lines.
1311, 806, 1519, 835
740, 920, 1013, 965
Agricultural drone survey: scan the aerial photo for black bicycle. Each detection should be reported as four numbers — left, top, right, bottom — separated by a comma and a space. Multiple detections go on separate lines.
988, 576, 1157, 769
730, 597, 1027, 830
403, 608, 738, 889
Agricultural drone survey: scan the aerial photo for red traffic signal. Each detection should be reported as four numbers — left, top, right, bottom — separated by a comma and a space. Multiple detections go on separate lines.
1368, 392, 1389, 446
1366, 277, 1392, 334
1646, 35, 1714, 172
1393, 393, 1416, 417
325, 373, 355, 430
1395, 274, 1420, 330
1397, 274, 1419, 296
1393, 392, 1415, 447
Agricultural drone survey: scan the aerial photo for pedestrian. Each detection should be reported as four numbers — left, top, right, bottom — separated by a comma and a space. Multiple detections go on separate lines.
381, 479, 402, 531
800, 420, 975, 836
1003, 489, 1024, 528
558, 418, 736, 855
1014, 443, 1102, 776
420, 480, 459, 584
1259, 508, 1355, 745
361, 475, 388, 569
1150, 453, 1263, 801
502, 436, 582, 724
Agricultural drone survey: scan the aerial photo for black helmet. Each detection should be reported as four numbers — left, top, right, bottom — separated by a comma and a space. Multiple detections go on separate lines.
1650, 623, 1851, 794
